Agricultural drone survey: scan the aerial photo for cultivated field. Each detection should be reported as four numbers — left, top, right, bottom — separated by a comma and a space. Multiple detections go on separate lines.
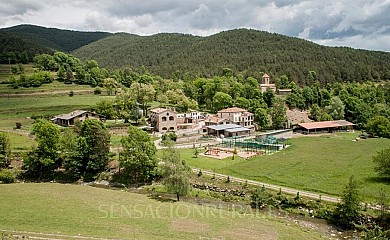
0, 183, 324, 240
181, 133, 390, 201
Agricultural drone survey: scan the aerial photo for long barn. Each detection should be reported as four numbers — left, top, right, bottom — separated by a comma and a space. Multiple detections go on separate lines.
294, 120, 355, 134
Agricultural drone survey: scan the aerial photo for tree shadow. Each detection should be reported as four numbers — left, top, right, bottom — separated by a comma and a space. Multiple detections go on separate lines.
148, 193, 176, 203
365, 176, 390, 185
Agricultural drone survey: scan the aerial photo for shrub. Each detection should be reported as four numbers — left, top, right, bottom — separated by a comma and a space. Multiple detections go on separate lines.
68, 90, 74, 97
94, 87, 102, 95
161, 132, 177, 145
0, 169, 16, 184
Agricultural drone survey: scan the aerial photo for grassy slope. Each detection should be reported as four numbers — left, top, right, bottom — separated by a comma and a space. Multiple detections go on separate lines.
0, 64, 35, 83
0, 81, 95, 94
0, 183, 323, 240
180, 133, 390, 201
0, 94, 113, 119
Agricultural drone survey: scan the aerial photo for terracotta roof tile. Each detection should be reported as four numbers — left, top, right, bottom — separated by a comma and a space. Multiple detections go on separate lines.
298, 120, 354, 130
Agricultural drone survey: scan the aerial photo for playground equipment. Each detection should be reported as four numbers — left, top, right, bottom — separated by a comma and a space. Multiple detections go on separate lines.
204, 146, 220, 156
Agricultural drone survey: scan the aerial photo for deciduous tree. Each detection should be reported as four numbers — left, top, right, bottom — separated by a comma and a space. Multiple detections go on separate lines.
212, 92, 233, 112
119, 125, 157, 184
0, 132, 11, 168
365, 116, 390, 138
326, 96, 345, 120
160, 144, 191, 201
254, 108, 269, 130
63, 120, 110, 181
23, 120, 60, 179
372, 148, 390, 177
333, 176, 361, 228
268, 99, 287, 129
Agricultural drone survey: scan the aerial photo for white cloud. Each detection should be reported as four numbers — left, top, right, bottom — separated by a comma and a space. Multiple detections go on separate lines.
0, 0, 389, 51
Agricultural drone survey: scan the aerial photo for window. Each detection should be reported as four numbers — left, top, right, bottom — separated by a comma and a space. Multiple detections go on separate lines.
169, 116, 174, 121
162, 127, 167, 131
162, 117, 167, 121
166, 113, 169, 116
169, 127, 175, 130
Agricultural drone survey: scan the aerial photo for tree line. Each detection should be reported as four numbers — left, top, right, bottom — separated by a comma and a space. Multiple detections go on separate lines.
7, 51, 390, 137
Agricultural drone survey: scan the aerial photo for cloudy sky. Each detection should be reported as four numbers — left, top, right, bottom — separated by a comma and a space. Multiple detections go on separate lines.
1, 0, 390, 51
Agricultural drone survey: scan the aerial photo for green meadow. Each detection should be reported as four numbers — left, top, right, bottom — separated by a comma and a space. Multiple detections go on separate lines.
0, 94, 114, 130
0, 183, 324, 240
179, 133, 390, 202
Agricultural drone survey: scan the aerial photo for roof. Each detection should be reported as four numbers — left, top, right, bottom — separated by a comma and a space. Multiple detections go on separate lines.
206, 115, 228, 123
298, 120, 355, 130
54, 110, 89, 120
150, 107, 175, 114
263, 73, 270, 78
225, 127, 251, 133
241, 112, 254, 116
207, 124, 249, 131
218, 107, 248, 113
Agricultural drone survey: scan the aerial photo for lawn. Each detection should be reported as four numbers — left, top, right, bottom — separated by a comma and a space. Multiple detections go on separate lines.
0, 183, 324, 239
180, 133, 390, 202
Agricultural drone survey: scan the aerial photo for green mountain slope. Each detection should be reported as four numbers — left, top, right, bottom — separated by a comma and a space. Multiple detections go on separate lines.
1, 24, 112, 53
73, 29, 390, 84
0, 31, 53, 64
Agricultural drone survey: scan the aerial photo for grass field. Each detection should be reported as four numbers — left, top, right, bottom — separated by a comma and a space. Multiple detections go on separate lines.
0, 81, 95, 94
179, 133, 390, 202
0, 94, 114, 129
0, 64, 35, 83
6, 131, 35, 151
0, 183, 325, 239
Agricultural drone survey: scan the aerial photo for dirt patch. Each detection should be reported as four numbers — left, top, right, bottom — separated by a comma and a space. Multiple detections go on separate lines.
287, 109, 312, 125
170, 218, 210, 233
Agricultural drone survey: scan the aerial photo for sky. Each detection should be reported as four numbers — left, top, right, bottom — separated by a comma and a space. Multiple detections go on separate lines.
1, 0, 390, 52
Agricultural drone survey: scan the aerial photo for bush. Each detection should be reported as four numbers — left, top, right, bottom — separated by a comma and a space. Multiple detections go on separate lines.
0, 169, 16, 183
94, 87, 102, 95
161, 132, 177, 145
68, 90, 74, 97
251, 186, 271, 209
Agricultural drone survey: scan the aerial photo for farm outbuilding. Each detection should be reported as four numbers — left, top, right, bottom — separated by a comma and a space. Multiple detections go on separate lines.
51, 110, 105, 127
294, 120, 354, 134
206, 124, 250, 137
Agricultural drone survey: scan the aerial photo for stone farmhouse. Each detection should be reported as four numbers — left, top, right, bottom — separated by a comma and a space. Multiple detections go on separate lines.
217, 107, 255, 132
51, 110, 105, 127
149, 108, 177, 133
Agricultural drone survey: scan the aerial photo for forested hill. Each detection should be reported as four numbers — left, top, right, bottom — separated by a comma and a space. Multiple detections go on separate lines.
0, 31, 53, 64
73, 29, 390, 84
1, 24, 112, 53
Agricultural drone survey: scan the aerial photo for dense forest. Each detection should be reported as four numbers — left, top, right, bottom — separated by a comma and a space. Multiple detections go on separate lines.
73, 29, 390, 84
1, 25, 390, 85
0, 31, 53, 64
1, 24, 112, 52
0, 24, 111, 64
